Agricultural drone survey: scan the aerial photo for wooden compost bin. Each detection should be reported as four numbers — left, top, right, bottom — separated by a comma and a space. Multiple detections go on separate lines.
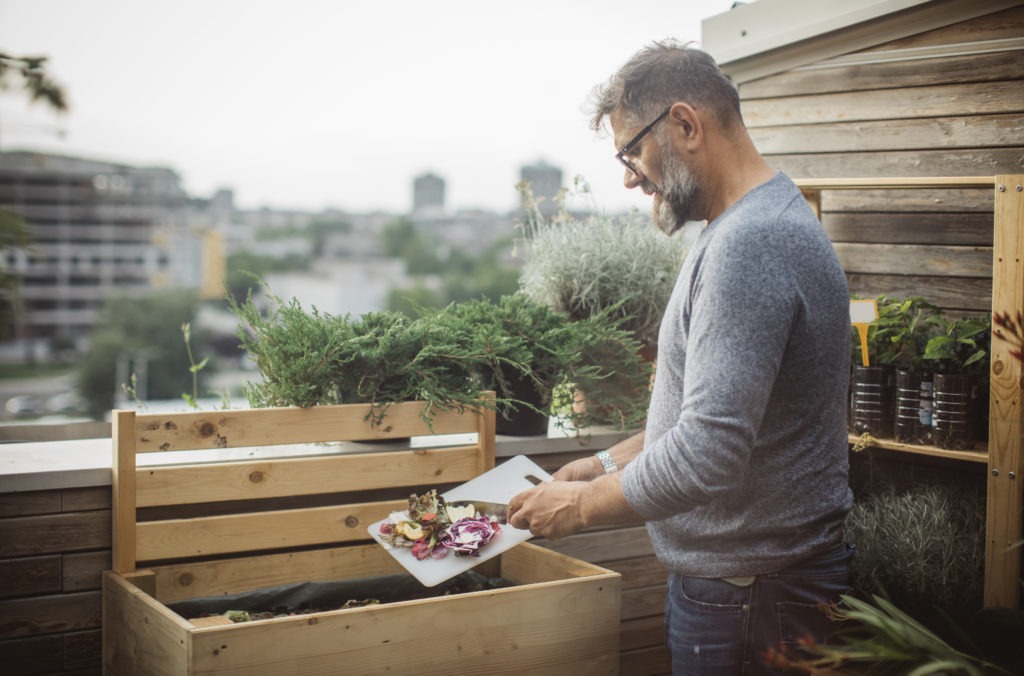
102, 398, 621, 675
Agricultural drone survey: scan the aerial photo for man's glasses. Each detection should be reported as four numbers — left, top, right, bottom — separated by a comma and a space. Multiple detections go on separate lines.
615, 106, 672, 176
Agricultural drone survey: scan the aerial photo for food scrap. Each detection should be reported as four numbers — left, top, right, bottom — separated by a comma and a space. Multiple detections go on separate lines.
378, 490, 502, 560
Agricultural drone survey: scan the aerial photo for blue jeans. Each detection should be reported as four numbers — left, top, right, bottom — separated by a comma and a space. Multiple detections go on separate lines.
665, 540, 854, 675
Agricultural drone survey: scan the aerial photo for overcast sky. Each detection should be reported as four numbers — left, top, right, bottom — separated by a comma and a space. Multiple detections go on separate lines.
0, 0, 739, 214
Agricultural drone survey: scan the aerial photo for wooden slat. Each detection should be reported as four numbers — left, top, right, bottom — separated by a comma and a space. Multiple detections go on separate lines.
1, 634, 64, 675
777, 148, 1022, 180
112, 410, 136, 574
794, 176, 996, 191
62, 486, 112, 512
135, 499, 407, 563
187, 576, 620, 676
603, 555, 669, 590
152, 543, 404, 603
619, 643, 672, 676
822, 212, 993, 246
0, 512, 111, 558
536, 525, 654, 564
63, 628, 101, 671
622, 584, 667, 622
753, 113, 1024, 155
985, 173, 1024, 609
850, 434, 989, 464
846, 273, 991, 312
0, 590, 101, 638
132, 399, 482, 453
821, 188, 994, 213
135, 445, 481, 507
0, 555, 62, 599
620, 614, 667, 652
63, 551, 112, 592
0, 490, 61, 518
833, 242, 993, 277
739, 50, 1024, 99
744, 80, 1024, 127
863, 5, 1024, 53
102, 572, 192, 676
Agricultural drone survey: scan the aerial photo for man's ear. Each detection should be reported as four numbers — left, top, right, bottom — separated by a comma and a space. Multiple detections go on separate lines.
669, 102, 702, 149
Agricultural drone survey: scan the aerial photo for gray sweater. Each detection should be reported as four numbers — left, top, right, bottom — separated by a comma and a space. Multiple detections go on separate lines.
621, 172, 852, 578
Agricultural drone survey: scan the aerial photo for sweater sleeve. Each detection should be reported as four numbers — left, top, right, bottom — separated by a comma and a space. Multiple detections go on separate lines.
621, 202, 802, 521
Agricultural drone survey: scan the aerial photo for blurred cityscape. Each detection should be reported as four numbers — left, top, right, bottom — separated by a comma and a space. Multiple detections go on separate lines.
0, 149, 581, 422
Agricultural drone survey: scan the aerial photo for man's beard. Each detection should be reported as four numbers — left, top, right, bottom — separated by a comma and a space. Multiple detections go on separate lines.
651, 145, 700, 236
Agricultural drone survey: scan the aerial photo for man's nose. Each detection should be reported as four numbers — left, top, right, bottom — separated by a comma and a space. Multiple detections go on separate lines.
624, 166, 645, 190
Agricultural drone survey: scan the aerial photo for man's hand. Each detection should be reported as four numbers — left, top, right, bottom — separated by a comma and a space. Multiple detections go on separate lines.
551, 456, 604, 482
507, 481, 588, 540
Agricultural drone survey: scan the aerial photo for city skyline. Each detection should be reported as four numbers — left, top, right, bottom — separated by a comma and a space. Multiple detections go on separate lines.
0, 0, 738, 214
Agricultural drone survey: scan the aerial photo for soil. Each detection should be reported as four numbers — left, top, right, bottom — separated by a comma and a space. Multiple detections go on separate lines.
171, 570, 514, 624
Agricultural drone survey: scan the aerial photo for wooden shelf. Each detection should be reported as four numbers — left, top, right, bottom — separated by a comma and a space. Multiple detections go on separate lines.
848, 433, 988, 464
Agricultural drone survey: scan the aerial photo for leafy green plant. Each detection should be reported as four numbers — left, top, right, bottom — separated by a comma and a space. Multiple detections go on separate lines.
424, 293, 651, 431
764, 594, 1012, 675
230, 286, 649, 431
923, 314, 991, 375
852, 295, 941, 369
516, 177, 688, 351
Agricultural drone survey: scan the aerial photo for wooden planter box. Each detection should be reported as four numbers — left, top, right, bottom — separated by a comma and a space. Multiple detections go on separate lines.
102, 398, 621, 675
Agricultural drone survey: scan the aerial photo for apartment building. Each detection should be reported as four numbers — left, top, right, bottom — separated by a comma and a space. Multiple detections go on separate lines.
0, 151, 206, 355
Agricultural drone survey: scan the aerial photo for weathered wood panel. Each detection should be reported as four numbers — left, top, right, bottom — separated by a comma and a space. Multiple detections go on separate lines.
0, 555, 62, 599
63, 551, 111, 593
0, 511, 111, 558
770, 147, 1024, 178
752, 113, 1024, 155
62, 629, 102, 671
821, 188, 994, 213
833, 243, 992, 277
740, 50, 1024, 98
0, 490, 61, 518
846, 273, 991, 312
0, 590, 102, 638
822, 211, 993, 245
744, 80, 1024, 127
1, 634, 64, 676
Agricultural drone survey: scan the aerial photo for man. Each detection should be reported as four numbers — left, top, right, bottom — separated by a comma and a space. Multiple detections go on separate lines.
508, 41, 854, 674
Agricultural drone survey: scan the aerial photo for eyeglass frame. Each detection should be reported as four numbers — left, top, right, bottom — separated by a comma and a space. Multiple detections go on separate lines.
615, 105, 672, 176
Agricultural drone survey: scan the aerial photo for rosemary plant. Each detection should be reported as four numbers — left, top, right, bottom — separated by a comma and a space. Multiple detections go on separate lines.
516, 177, 688, 351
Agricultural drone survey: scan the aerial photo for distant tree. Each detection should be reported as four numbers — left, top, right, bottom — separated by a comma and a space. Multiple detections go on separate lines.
77, 291, 213, 419
307, 218, 352, 257
0, 208, 31, 340
224, 251, 308, 304
0, 52, 68, 113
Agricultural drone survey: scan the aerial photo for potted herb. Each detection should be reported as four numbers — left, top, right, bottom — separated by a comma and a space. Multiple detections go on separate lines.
516, 177, 688, 358
876, 296, 941, 444
229, 289, 501, 429
423, 293, 651, 435
922, 314, 991, 450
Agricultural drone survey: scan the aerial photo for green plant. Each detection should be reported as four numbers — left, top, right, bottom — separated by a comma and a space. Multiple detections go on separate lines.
923, 314, 991, 375
764, 594, 1012, 675
231, 285, 650, 432
851, 295, 941, 369
423, 293, 651, 431
516, 177, 688, 351
230, 289, 501, 426
845, 482, 985, 616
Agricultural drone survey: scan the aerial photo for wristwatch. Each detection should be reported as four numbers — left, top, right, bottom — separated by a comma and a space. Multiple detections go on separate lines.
595, 449, 618, 474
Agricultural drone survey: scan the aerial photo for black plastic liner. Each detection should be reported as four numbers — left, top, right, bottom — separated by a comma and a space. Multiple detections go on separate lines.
168, 570, 514, 620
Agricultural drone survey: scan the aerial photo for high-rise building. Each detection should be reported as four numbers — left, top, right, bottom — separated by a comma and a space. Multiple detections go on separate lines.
519, 160, 563, 217
412, 172, 445, 215
0, 151, 208, 354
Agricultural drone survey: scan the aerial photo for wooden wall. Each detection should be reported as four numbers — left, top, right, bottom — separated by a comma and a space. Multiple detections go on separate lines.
739, 5, 1024, 314
0, 486, 110, 676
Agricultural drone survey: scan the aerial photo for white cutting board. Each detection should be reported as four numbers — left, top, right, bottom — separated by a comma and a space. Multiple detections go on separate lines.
367, 454, 551, 587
